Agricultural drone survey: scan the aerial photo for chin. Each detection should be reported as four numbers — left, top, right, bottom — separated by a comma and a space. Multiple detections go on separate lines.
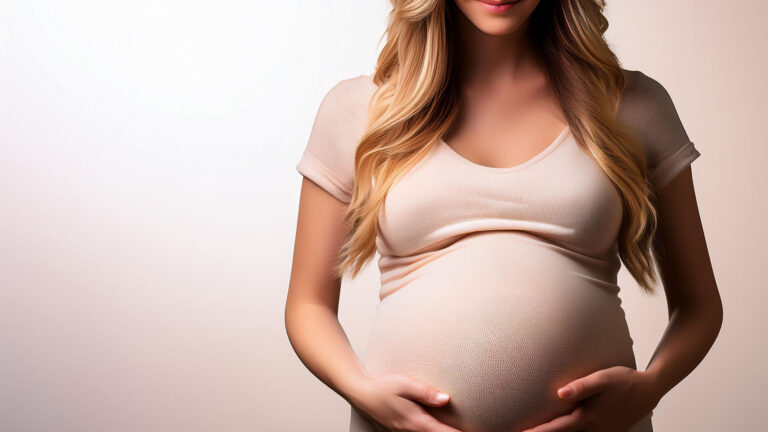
454, 0, 541, 36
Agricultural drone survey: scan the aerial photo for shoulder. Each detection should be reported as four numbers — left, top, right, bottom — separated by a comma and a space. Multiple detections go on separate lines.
618, 69, 681, 127
295, 74, 378, 203
617, 68, 691, 150
311, 73, 378, 143
617, 69, 700, 188
618, 68, 688, 146
333, 73, 377, 95
318, 73, 378, 119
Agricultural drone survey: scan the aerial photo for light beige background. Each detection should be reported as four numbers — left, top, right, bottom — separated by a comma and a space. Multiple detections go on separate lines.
0, 1, 765, 431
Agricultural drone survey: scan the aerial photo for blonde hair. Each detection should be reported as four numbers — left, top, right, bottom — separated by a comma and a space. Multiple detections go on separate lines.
335, 0, 662, 294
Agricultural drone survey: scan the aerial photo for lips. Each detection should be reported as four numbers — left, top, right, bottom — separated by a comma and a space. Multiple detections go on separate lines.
478, 0, 521, 5
477, 0, 521, 13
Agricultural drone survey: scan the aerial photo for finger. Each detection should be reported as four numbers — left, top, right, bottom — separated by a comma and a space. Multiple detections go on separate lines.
395, 375, 452, 407
520, 406, 587, 432
557, 369, 611, 401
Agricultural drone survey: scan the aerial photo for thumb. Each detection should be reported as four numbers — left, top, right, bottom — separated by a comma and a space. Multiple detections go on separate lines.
558, 369, 610, 401
396, 376, 451, 407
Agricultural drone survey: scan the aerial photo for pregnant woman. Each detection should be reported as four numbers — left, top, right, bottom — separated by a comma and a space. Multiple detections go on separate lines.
287, 1, 722, 431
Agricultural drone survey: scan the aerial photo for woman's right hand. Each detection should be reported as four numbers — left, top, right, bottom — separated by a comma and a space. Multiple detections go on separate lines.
347, 374, 464, 432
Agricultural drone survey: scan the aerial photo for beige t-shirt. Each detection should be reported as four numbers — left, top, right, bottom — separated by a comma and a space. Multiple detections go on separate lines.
295, 70, 701, 267
296, 71, 694, 431
296, 71, 700, 198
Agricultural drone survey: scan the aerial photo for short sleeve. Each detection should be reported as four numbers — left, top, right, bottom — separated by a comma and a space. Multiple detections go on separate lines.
295, 74, 376, 204
618, 70, 702, 189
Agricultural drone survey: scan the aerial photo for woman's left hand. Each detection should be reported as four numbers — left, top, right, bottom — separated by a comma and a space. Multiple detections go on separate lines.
520, 366, 662, 432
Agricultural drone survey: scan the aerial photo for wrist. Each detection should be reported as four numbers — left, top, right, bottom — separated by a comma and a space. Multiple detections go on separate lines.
640, 368, 671, 406
338, 373, 375, 406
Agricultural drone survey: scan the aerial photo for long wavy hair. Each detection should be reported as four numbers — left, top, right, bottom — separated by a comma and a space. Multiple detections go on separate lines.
334, 0, 662, 294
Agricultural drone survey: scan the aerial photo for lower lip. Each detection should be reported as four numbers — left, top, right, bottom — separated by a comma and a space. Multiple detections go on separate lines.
478, 0, 520, 13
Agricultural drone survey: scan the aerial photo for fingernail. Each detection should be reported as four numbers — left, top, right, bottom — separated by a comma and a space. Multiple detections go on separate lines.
435, 392, 450, 402
558, 386, 573, 398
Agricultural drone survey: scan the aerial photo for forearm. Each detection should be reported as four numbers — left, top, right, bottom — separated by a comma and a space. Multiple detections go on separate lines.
285, 300, 372, 404
643, 302, 723, 399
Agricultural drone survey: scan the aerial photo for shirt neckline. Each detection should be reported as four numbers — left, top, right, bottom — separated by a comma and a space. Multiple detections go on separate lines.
438, 125, 572, 174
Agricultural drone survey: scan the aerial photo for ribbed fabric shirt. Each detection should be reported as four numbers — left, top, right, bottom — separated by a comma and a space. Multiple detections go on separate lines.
295, 70, 700, 432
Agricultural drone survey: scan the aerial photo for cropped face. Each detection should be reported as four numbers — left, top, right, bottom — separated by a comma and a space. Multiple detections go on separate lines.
452, 0, 542, 36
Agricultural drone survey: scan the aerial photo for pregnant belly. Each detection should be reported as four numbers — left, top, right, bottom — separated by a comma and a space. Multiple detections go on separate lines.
362, 232, 638, 432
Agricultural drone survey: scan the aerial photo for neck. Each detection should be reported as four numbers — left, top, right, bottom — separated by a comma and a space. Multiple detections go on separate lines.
451, 9, 540, 89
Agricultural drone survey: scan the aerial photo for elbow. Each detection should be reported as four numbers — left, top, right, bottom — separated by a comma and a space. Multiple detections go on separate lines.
697, 292, 724, 338
705, 284, 724, 332
673, 289, 724, 335
713, 295, 724, 334
284, 291, 297, 344
284, 299, 304, 356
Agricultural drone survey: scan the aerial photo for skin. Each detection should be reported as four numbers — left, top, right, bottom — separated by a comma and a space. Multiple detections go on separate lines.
286, 1, 723, 431
288, 174, 460, 432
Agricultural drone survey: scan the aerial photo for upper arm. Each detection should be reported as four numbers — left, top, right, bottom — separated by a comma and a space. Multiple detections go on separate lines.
619, 70, 719, 311
653, 167, 720, 314
289, 75, 376, 307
